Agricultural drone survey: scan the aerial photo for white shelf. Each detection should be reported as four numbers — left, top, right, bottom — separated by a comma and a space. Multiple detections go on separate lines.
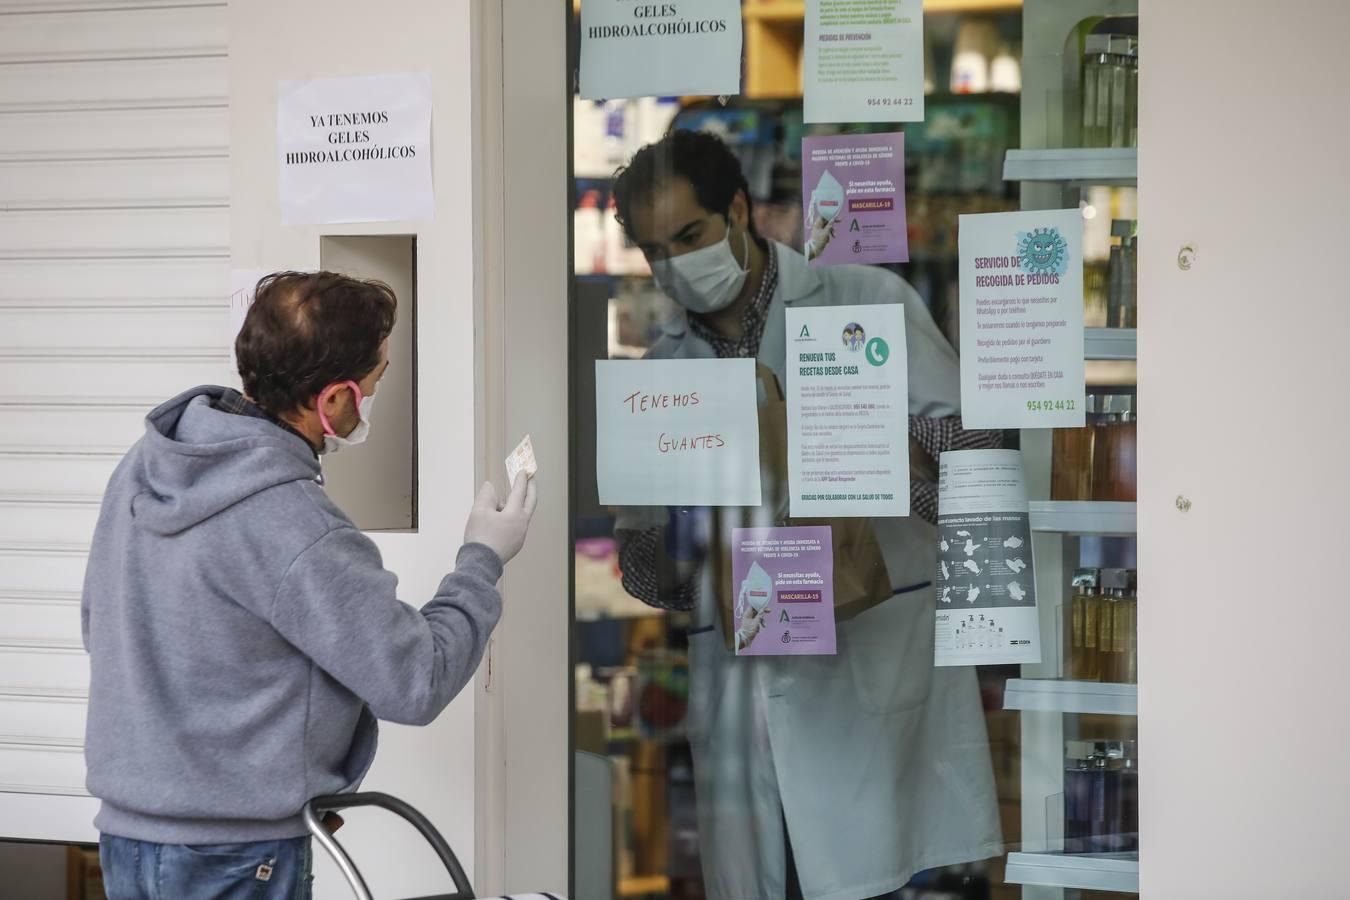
1029, 501, 1136, 535
1085, 327, 1136, 360
1004, 679, 1136, 715
1003, 148, 1138, 184
1006, 851, 1139, 893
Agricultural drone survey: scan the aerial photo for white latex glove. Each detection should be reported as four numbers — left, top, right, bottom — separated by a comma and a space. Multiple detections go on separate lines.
464, 475, 538, 565
736, 605, 769, 651
805, 213, 837, 261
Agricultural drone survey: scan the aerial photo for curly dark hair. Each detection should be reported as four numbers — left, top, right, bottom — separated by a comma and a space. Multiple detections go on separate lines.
612, 129, 758, 243
235, 271, 397, 416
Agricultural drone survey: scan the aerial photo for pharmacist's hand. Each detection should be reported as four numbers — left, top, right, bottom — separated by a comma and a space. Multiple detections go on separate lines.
806, 214, 836, 261
464, 476, 538, 565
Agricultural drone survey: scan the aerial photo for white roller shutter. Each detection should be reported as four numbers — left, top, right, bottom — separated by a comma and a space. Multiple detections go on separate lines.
0, 0, 228, 841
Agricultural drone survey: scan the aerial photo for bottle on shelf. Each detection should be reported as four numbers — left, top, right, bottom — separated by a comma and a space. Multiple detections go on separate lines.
1087, 743, 1112, 852
1070, 568, 1103, 681
1121, 569, 1138, 684
573, 189, 604, 276
1063, 740, 1096, 853
1127, 37, 1140, 148
1051, 393, 1100, 501
1092, 394, 1137, 502
1119, 740, 1139, 852
1108, 35, 1133, 149
1107, 219, 1138, 328
1098, 576, 1121, 683
1065, 739, 1140, 856
990, 42, 1022, 94
1098, 568, 1135, 683
1081, 35, 1113, 148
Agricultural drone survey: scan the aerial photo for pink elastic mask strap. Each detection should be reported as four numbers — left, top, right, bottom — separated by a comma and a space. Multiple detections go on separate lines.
317, 380, 363, 437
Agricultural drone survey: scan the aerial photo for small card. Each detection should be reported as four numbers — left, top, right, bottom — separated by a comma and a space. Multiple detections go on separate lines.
506, 434, 537, 485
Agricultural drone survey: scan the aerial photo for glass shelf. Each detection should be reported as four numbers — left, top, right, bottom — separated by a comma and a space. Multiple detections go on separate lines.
1029, 501, 1136, 535
1003, 148, 1138, 185
1003, 678, 1137, 716
1006, 851, 1139, 893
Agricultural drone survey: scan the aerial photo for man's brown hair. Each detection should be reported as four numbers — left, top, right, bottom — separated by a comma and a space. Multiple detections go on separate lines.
235, 271, 397, 416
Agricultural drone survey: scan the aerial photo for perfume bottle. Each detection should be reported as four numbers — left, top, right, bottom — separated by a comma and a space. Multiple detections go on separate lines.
1081, 35, 1112, 147
1052, 394, 1100, 501
1070, 568, 1102, 681
1106, 220, 1138, 329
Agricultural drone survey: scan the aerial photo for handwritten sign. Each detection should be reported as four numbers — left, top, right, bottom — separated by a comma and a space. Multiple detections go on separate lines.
595, 358, 761, 507
278, 73, 433, 225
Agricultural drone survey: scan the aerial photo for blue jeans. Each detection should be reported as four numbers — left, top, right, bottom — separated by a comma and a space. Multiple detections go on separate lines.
99, 834, 312, 900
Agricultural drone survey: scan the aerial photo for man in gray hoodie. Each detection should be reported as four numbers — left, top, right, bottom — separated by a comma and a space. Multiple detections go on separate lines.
82, 271, 536, 899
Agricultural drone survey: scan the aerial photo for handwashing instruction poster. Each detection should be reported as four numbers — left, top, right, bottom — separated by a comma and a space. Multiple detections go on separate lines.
802, 132, 908, 267
731, 526, 836, 656
595, 358, 761, 507
786, 303, 909, 518
277, 73, 433, 225
934, 449, 1039, 667
580, 0, 742, 100
804, 0, 924, 124
958, 208, 1086, 429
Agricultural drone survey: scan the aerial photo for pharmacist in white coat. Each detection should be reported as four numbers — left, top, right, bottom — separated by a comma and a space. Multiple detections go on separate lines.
611, 131, 1002, 900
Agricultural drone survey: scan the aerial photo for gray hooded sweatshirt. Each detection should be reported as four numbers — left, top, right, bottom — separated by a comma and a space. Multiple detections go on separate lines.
82, 386, 503, 843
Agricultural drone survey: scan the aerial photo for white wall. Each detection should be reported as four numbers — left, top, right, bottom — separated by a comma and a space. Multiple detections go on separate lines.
1140, 1, 1350, 895
228, 1, 482, 896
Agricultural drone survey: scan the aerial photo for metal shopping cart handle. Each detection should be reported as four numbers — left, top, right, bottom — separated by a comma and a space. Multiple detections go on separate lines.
303, 792, 475, 900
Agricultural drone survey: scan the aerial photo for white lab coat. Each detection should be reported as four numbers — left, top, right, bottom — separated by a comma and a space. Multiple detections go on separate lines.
617, 242, 1001, 900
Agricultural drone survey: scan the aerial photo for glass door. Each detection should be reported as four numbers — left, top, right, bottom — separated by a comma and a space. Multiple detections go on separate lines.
566, 2, 1139, 898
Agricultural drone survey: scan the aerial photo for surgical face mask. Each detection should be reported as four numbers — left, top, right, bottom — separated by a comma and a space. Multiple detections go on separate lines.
649, 225, 750, 315
809, 169, 844, 225
735, 560, 773, 619
318, 380, 377, 456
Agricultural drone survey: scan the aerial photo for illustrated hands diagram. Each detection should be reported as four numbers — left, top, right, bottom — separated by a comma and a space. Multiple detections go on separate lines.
940, 560, 950, 581
941, 586, 953, 604
1005, 558, 1028, 574
966, 585, 982, 604
940, 539, 950, 553
957, 530, 972, 538
1008, 582, 1028, 602
1003, 535, 1024, 549
963, 539, 982, 558
962, 559, 982, 576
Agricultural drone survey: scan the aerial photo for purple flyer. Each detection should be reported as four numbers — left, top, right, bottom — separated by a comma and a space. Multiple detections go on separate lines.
802, 132, 908, 267
730, 526, 836, 656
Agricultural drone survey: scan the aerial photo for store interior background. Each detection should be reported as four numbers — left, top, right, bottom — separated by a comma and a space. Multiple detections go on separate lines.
569, 1, 1139, 899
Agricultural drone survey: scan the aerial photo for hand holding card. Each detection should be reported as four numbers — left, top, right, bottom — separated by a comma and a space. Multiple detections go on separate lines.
505, 434, 537, 486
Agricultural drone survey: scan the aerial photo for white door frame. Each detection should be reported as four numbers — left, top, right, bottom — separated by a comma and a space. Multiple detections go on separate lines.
472, 0, 571, 894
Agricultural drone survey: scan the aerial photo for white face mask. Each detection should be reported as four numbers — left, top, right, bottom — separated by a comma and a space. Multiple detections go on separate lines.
649, 226, 750, 315
319, 381, 377, 456
809, 169, 845, 225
